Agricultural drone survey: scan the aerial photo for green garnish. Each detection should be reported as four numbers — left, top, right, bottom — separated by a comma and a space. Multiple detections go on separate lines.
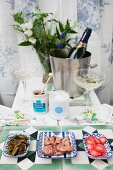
14, 110, 25, 119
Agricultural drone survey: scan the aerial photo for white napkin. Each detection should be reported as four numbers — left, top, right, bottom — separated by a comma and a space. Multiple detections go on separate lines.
96, 104, 113, 123
67, 104, 113, 125
0, 105, 13, 119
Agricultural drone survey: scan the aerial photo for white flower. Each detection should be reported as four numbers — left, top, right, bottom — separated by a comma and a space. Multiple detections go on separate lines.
20, 22, 33, 31
24, 30, 33, 37
26, 22, 33, 29
20, 24, 26, 31
29, 37, 36, 44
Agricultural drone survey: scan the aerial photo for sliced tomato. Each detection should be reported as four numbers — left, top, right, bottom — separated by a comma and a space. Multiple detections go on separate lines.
99, 137, 107, 144
95, 144, 106, 153
19, 147, 23, 152
89, 149, 101, 157
87, 143, 94, 150
94, 137, 101, 144
101, 151, 106, 157
85, 136, 95, 145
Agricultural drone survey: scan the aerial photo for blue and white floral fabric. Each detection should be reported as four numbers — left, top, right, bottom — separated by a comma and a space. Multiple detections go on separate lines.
0, 0, 113, 106
77, 0, 113, 105
0, 0, 19, 106
0, 0, 40, 107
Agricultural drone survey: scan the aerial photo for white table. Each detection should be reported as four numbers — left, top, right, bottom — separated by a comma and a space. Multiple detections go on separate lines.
12, 77, 101, 126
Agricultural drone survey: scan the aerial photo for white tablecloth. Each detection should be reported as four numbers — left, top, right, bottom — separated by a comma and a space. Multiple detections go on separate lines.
11, 77, 101, 126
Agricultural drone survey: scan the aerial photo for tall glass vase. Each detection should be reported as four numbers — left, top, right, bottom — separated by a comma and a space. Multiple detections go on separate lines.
37, 52, 51, 74
37, 52, 53, 91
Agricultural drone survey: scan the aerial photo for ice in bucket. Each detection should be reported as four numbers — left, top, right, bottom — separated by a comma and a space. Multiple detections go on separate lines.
49, 90, 69, 120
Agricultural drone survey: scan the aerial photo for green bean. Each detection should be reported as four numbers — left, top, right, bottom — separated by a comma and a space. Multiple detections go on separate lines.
12, 146, 19, 156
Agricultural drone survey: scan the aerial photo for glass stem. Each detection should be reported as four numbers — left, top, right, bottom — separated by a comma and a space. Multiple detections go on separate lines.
57, 120, 62, 133
22, 80, 27, 102
85, 90, 90, 108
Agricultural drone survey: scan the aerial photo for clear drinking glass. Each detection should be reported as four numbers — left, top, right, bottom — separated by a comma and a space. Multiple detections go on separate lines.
49, 90, 70, 129
73, 68, 105, 122
11, 64, 38, 106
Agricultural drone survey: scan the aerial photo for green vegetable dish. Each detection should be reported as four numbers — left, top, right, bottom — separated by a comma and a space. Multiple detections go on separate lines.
3, 132, 30, 158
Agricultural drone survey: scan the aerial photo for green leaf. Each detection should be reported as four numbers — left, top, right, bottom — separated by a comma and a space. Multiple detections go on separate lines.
19, 41, 32, 46
32, 19, 43, 38
69, 29, 77, 33
64, 19, 71, 30
33, 19, 41, 29
47, 18, 58, 23
51, 19, 59, 23
35, 5, 40, 12
66, 43, 72, 48
66, 19, 70, 27
27, 13, 39, 18
12, 12, 24, 24
39, 13, 49, 22
12, 24, 23, 32
56, 27, 60, 39
59, 22, 64, 32
66, 38, 71, 43
64, 39, 72, 47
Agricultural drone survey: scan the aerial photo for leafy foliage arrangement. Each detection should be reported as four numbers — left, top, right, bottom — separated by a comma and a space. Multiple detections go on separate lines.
13, 6, 77, 73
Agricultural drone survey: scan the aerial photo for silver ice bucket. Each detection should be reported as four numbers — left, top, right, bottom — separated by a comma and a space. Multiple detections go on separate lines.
49, 49, 91, 98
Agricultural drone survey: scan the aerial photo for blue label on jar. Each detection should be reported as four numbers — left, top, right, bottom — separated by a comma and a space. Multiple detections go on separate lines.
33, 100, 46, 112
55, 107, 63, 114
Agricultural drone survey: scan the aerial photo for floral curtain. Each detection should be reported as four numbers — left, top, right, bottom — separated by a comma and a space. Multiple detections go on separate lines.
14, 0, 43, 72
0, 0, 41, 107
76, 0, 113, 105
0, 0, 19, 107
0, 0, 113, 107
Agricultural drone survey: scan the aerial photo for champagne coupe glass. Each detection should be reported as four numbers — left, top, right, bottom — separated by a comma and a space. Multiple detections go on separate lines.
73, 68, 105, 122
11, 64, 38, 107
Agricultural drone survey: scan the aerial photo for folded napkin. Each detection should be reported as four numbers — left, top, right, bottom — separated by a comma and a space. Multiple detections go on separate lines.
0, 105, 13, 120
96, 104, 113, 123
0, 105, 34, 126
68, 104, 113, 125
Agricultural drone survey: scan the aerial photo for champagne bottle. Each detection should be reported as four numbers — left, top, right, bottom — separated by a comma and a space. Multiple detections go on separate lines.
68, 27, 92, 59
